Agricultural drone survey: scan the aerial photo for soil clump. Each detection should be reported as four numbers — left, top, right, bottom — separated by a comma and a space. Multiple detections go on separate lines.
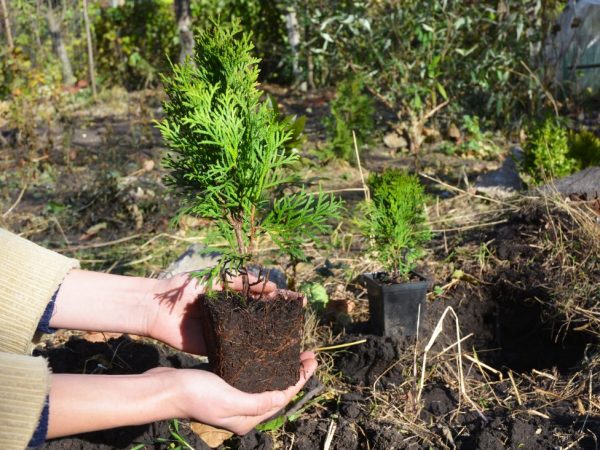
201, 289, 304, 392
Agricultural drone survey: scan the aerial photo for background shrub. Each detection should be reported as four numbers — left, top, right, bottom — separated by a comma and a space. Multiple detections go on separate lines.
521, 117, 577, 184
325, 75, 375, 165
94, 0, 178, 90
568, 129, 600, 169
307, 1, 562, 132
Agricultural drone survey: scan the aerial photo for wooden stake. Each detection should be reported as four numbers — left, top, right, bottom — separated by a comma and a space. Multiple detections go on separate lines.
352, 130, 370, 202
82, 0, 97, 98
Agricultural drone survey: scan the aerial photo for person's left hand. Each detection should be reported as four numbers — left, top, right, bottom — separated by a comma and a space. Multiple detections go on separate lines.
144, 273, 277, 355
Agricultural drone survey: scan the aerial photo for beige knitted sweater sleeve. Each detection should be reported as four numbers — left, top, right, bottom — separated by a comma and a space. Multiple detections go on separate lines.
0, 228, 79, 449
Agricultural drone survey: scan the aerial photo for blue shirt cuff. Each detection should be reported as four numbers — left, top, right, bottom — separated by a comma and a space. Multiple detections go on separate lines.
27, 395, 49, 447
36, 289, 59, 334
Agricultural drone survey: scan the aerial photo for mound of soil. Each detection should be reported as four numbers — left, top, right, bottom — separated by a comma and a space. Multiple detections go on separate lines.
334, 334, 410, 388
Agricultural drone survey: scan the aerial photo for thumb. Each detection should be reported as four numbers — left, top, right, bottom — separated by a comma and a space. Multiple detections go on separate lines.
236, 390, 288, 417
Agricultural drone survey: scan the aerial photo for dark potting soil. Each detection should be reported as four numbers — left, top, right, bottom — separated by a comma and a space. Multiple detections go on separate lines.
201, 290, 304, 393
334, 334, 410, 388
370, 271, 425, 285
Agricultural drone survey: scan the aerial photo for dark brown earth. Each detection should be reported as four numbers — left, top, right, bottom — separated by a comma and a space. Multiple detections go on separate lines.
37, 204, 600, 449
201, 289, 304, 392
328, 203, 600, 449
6, 87, 597, 449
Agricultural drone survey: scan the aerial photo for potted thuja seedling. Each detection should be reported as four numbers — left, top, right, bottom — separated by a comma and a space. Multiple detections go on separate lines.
360, 169, 432, 337
157, 21, 342, 393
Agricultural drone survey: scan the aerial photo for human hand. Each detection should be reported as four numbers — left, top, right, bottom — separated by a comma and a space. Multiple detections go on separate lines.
144, 272, 277, 355
167, 351, 318, 434
50, 269, 278, 354
47, 352, 317, 439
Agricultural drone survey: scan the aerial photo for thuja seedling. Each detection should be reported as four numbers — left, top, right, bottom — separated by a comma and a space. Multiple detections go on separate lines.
158, 20, 343, 295
361, 168, 431, 281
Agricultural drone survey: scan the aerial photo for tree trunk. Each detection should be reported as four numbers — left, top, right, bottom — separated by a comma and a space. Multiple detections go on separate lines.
305, 23, 315, 90
0, 0, 14, 50
285, 7, 302, 86
174, 0, 194, 64
82, 0, 97, 98
46, 1, 75, 86
34, 0, 43, 49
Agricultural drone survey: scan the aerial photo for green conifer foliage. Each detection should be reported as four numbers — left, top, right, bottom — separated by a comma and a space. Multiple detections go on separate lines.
157, 20, 342, 291
326, 76, 375, 165
522, 117, 577, 185
362, 169, 431, 280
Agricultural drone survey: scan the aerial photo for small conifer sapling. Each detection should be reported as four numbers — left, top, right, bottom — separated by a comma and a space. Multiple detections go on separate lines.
157, 20, 342, 392
362, 169, 431, 281
360, 169, 431, 336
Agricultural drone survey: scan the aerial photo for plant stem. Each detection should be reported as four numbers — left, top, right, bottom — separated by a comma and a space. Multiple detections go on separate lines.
230, 215, 249, 296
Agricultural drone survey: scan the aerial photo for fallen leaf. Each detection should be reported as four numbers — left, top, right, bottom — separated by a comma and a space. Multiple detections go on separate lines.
326, 299, 355, 316
190, 422, 233, 448
448, 122, 462, 142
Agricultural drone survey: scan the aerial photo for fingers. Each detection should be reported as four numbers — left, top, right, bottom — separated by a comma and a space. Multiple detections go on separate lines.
229, 352, 318, 435
261, 289, 307, 307
287, 351, 318, 395
222, 274, 277, 294
248, 276, 277, 294
234, 388, 289, 418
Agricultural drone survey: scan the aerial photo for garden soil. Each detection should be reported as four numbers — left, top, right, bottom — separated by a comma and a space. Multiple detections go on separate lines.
38, 203, 600, 449
8, 87, 596, 449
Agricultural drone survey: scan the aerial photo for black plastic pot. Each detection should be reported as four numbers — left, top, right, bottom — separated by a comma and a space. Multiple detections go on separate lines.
361, 272, 428, 337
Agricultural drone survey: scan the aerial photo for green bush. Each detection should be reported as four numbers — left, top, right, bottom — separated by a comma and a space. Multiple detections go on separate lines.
522, 117, 578, 184
361, 169, 431, 280
325, 76, 375, 164
158, 20, 342, 289
94, 0, 177, 89
312, 1, 561, 131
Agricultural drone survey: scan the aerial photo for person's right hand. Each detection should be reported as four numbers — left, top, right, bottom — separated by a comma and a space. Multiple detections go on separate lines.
48, 352, 318, 439
166, 351, 317, 434
145, 272, 278, 355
